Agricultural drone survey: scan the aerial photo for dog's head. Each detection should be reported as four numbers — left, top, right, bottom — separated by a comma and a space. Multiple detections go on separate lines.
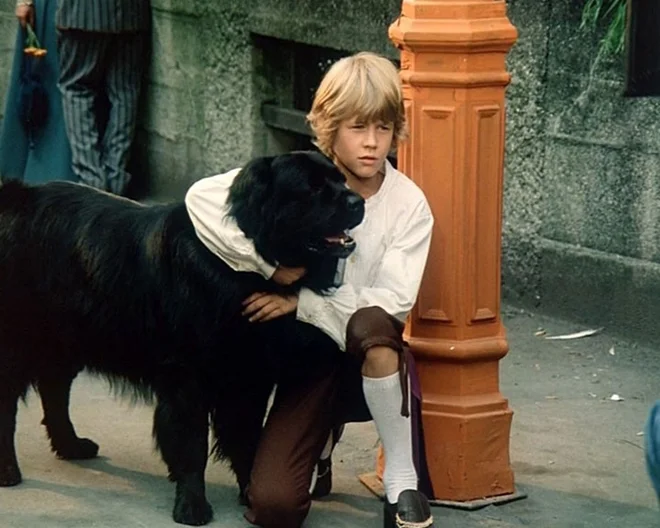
227, 151, 365, 291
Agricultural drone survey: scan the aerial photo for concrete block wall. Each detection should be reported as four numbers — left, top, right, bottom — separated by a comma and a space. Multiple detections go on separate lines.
0, 0, 18, 108
504, 0, 660, 341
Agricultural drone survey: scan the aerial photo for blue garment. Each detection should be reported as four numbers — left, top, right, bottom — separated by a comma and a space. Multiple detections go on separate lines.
646, 400, 660, 501
0, 0, 76, 184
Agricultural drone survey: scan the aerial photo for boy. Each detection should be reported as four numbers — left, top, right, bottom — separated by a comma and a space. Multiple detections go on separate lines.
186, 52, 435, 528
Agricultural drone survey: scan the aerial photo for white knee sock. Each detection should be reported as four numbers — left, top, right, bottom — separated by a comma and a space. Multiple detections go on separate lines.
363, 372, 418, 503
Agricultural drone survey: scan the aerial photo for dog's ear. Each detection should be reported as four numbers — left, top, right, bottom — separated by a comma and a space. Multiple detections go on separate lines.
227, 156, 277, 261
230, 156, 273, 195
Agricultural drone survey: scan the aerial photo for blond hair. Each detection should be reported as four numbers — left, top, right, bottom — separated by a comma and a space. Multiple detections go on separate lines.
306, 52, 407, 157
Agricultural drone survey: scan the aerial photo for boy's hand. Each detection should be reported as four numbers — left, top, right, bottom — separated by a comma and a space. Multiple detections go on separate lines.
242, 292, 298, 322
272, 265, 306, 286
15, 3, 34, 28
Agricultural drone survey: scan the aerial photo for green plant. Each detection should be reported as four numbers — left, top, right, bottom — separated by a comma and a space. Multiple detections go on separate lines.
580, 0, 627, 56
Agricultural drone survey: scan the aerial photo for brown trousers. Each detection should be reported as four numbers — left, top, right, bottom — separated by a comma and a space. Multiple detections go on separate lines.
245, 306, 405, 528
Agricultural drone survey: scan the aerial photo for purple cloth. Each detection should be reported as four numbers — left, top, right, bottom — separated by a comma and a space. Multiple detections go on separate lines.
405, 348, 434, 498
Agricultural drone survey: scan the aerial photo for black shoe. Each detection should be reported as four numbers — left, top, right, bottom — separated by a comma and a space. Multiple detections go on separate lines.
310, 457, 333, 498
384, 489, 434, 528
310, 425, 344, 499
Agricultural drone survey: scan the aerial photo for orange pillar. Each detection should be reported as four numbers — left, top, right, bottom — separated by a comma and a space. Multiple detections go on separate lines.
388, 0, 519, 503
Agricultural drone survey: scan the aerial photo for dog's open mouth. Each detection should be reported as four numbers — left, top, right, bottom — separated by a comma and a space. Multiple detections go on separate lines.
325, 232, 353, 246
307, 231, 356, 258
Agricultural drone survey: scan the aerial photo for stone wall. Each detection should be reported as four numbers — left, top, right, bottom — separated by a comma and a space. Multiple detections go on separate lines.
139, 0, 403, 198
2, 0, 660, 342
0, 1, 17, 100
504, 0, 660, 342
0, 0, 402, 198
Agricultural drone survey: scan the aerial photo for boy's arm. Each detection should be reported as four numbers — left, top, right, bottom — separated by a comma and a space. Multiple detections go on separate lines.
185, 171, 277, 279
296, 202, 434, 350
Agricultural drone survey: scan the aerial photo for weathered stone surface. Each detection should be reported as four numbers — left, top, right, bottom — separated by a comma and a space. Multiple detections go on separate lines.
525, 0, 660, 342
0, 2, 19, 111
502, 0, 549, 304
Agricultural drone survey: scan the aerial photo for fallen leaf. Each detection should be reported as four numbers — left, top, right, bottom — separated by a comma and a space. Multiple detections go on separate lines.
637, 431, 645, 437
609, 347, 615, 356
545, 328, 604, 340
609, 394, 624, 402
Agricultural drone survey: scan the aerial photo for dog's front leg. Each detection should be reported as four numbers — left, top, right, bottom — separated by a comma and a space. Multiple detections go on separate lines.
154, 392, 212, 526
0, 392, 22, 486
211, 377, 274, 505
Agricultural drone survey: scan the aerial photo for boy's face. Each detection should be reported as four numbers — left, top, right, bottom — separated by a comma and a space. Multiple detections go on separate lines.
332, 117, 394, 181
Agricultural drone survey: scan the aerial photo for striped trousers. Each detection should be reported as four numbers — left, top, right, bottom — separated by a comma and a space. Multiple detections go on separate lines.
57, 30, 147, 195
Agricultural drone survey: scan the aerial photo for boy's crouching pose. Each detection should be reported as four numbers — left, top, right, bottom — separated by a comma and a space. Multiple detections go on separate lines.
186, 52, 435, 528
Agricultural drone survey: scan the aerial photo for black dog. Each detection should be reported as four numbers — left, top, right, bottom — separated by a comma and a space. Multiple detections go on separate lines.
0, 151, 364, 525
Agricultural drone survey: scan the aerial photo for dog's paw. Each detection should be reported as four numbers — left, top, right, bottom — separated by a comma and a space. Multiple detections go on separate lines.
54, 437, 99, 460
0, 462, 22, 487
173, 495, 213, 526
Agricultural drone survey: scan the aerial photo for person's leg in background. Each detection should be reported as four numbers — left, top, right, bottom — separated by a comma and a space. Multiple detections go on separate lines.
103, 32, 148, 196
57, 30, 106, 190
646, 400, 660, 501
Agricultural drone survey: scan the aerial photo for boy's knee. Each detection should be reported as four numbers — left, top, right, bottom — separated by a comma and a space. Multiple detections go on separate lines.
346, 306, 404, 362
362, 345, 400, 378
247, 480, 310, 528
347, 306, 390, 339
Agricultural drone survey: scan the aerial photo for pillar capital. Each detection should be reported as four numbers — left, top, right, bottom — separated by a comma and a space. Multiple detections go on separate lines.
390, 0, 517, 91
390, 0, 517, 52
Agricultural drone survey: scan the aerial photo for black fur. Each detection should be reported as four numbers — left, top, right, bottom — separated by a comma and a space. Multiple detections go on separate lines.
0, 151, 364, 526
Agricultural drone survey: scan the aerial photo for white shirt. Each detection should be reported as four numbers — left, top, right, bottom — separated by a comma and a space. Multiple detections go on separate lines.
185, 160, 434, 351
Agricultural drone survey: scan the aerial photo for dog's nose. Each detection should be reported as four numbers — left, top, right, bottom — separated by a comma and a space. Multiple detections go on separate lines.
346, 193, 364, 211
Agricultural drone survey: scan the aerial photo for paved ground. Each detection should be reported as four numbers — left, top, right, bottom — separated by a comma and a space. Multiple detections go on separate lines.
0, 304, 658, 527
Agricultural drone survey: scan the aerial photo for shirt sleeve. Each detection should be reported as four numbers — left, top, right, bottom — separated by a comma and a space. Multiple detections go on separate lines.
184, 172, 277, 278
296, 200, 434, 350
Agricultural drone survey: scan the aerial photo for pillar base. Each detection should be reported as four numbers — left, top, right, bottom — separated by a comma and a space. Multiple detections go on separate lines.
415, 353, 516, 500
358, 472, 527, 510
